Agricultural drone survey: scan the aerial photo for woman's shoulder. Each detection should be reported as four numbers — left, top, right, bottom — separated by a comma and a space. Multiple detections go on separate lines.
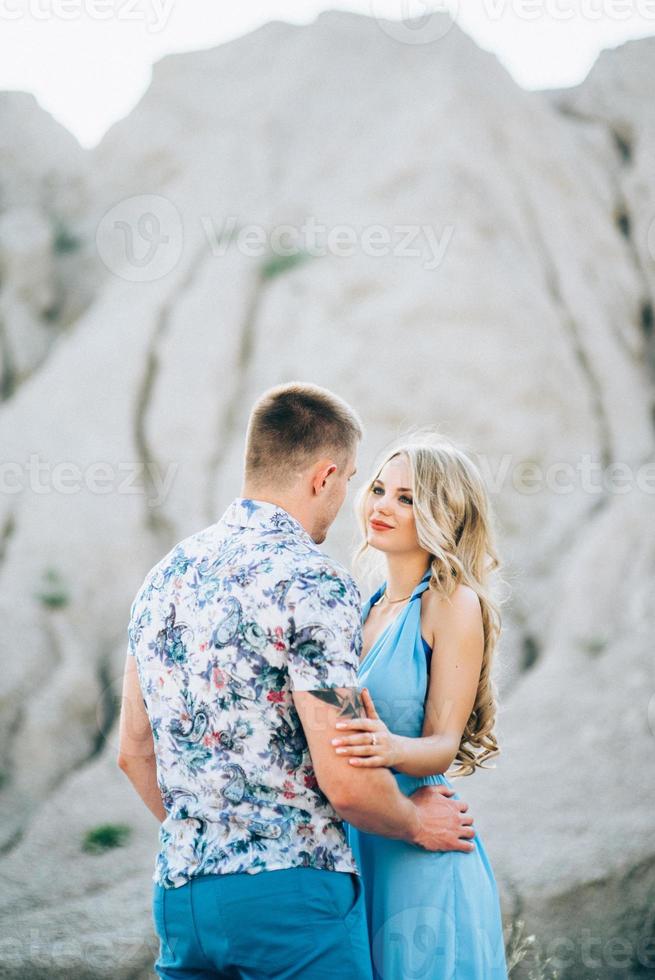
420, 582, 483, 639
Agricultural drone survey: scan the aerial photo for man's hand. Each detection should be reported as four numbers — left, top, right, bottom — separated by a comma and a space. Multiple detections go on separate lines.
408, 785, 476, 852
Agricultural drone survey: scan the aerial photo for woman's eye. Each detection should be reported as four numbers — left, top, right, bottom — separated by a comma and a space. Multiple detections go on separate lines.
371, 485, 383, 495
399, 495, 413, 505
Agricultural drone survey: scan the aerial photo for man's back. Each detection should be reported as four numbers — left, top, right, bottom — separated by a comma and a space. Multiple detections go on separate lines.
128, 497, 362, 889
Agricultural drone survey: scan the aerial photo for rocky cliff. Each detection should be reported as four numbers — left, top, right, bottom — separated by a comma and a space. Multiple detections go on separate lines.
0, 13, 653, 979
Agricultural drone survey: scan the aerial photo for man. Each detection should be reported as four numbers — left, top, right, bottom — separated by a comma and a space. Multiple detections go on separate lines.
118, 382, 474, 979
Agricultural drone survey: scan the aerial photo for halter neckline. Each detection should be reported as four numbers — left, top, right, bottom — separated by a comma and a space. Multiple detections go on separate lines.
368, 567, 431, 610
360, 569, 432, 671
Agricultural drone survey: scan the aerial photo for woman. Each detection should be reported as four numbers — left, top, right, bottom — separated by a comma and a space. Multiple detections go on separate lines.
332, 435, 508, 980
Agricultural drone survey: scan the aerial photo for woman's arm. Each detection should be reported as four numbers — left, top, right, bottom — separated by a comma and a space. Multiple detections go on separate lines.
332, 586, 484, 778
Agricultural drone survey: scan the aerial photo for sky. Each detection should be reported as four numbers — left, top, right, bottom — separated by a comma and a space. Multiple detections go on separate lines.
1, 0, 655, 147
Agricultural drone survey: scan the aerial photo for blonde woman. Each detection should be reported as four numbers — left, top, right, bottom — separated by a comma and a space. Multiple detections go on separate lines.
332, 436, 508, 979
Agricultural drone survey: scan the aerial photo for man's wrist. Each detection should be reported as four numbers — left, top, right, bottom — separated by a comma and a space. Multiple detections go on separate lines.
402, 799, 422, 846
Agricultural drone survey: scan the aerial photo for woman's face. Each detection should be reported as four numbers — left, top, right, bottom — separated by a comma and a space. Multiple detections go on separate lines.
364, 454, 422, 555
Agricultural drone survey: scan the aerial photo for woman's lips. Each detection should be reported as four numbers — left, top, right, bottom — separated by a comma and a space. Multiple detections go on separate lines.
370, 519, 393, 531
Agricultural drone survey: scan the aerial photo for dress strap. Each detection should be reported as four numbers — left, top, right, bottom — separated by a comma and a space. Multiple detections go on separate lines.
365, 569, 431, 616
363, 582, 386, 618
409, 568, 432, 601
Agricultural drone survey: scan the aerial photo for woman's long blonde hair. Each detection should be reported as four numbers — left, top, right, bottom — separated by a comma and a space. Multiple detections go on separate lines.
354, 431, 505, 777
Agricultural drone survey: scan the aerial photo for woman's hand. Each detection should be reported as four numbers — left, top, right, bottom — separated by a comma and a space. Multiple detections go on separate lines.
331, 688, 404, 768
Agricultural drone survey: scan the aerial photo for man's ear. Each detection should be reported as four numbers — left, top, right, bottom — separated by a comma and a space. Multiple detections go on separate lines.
311, 459, 337, 495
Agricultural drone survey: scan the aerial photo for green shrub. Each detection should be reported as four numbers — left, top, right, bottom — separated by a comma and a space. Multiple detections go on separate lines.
579, 634, 608, 657
259, 250, 311, 281
42, 302, 63, 323
52, 218, 81, 254
506, 918, 559, 978
82, 823, 132, 854
35, 567, 69, 609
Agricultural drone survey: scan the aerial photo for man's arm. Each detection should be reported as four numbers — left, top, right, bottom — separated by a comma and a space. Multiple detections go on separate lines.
293, 687, 475, 851
116, 652, 167, 824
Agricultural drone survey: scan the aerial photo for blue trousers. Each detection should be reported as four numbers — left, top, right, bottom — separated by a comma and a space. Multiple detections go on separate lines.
152, 867, 373, 979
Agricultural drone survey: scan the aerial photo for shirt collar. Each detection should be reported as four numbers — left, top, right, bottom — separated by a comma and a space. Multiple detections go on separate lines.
222, 497, 316, 546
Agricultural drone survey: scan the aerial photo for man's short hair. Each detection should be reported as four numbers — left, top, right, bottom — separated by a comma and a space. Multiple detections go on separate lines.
244, 382, 363, 486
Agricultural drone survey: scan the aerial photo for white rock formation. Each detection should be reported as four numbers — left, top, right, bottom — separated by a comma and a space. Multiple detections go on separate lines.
0, 93, 94, 397
0, 13, 653, 979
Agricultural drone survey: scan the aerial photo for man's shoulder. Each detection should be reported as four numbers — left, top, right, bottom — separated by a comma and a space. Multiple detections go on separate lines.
129, 521, 223, 612
278, 551, 362, 628
284, 548, 360, 598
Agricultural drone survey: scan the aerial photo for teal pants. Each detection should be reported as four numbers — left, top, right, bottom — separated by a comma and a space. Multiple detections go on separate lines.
152, 867, 373, 979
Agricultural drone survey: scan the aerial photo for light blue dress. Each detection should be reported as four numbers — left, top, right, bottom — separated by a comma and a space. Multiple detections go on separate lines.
346, 570, 508, 980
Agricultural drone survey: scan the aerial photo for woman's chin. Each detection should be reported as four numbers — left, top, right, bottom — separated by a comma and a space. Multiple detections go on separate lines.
367, 531, 388, 551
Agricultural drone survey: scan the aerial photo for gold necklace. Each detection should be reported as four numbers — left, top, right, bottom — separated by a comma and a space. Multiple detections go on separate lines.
382, 589, 413, 604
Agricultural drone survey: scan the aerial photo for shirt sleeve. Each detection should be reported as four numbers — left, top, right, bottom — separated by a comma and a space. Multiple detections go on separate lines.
284, 564, 362, 692
126, 594, 140, 657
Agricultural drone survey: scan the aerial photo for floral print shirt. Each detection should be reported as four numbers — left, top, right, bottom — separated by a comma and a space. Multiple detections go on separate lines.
127, 497, 362, 888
